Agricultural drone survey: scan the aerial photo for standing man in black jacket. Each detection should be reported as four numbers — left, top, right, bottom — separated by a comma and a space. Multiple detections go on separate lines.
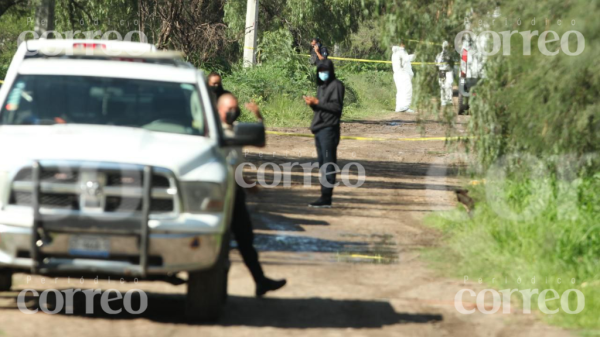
303, 59, 345, 208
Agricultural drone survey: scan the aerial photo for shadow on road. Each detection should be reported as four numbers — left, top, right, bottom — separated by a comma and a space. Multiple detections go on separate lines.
342, 118, 465, 126
0, 291, 443, 328
242, 153, 461, 190
221, 296, 443, 328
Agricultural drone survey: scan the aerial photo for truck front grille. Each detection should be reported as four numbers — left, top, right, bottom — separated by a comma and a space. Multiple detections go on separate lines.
105, 172, 171, 188
9, 164, 178, 214
12, 191, 79, 209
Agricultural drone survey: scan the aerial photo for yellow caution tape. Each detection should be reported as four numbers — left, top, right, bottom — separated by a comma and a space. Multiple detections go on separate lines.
266, 130, 466, 142
349, 254, 385, 260
328, 56, 392, 64
302, 54, 445, 65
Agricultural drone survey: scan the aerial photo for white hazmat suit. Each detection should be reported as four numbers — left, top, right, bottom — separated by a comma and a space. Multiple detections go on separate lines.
392, 46, 415, 112
435, 41, 453, 106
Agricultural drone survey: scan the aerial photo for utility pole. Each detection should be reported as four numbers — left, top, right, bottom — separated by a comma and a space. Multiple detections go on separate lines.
34, 0, 55, 38
243, 0, 259, 67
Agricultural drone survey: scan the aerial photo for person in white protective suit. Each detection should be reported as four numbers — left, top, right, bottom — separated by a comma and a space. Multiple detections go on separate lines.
392, 42, 416, 113
435, 41, 454, 107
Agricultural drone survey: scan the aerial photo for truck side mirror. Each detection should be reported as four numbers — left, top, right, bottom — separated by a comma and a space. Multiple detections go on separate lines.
223, 123, 265, 147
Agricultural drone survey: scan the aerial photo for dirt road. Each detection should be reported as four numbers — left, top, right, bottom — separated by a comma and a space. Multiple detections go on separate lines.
0, 112, 571, 336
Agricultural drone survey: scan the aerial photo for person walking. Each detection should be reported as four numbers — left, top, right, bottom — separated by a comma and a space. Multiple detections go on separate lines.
310, 38, 329, 65
303, 59, 345, 208
436, 41, 454, 107
217, 93, 287, 297
392, 42, 415, 113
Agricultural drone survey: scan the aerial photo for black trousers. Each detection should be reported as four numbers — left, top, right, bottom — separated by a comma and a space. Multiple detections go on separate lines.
314, 126, 340, 198
231, 185, 264, 284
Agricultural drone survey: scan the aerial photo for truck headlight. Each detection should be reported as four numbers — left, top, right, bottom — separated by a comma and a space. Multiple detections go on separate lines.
180, 182, 225, 213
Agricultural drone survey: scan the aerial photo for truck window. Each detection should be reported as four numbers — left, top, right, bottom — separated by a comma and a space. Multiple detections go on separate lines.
0, 75, 206, 137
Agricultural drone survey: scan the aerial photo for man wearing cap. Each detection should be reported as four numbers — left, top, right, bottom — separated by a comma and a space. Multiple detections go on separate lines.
303, 59, 345, 208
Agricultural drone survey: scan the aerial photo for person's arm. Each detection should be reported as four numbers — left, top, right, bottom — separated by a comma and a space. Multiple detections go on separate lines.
311, 83, 344, 114
319, 46, 329, 60
314, 45, 328, 61
245, 102, 264, 123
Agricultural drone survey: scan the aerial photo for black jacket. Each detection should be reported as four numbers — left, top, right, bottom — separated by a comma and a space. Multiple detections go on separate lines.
310, 44, 329, 65
310, 59, 345, 133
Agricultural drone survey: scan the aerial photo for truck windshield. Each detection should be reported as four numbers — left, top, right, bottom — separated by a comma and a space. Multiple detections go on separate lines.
0, 75, 206, 136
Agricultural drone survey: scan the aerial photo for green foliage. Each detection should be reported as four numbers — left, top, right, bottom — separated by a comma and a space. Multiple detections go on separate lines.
0, 5, 33, 79
224, 0, 367, 51
0, 0, 143, 80
466, 0, 600, 174
257, 29, 314, 83
427, 174, 600, 328
378, 2, 600, 331
220, 23, 393, 128
53, 0, 140, 35
378, 0, 599, 173
224, 65, 391, 128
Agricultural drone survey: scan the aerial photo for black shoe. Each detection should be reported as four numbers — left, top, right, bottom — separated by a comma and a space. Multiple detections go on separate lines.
256, 278, 287, 297
308, 197, 332, 208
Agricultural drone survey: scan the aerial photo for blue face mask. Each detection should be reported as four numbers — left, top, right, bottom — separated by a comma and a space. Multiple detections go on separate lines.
318, 71, 330, 82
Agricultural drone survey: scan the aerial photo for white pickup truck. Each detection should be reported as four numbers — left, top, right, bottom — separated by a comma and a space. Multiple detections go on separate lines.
0, 39, 264, 321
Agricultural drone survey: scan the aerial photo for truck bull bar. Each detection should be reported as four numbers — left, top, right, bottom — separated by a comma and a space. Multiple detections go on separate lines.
29, 161, 153, 277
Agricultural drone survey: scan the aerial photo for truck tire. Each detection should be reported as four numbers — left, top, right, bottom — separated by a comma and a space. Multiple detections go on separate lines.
458, 93, 469, 115
185, 232, 230, 322
0, 270, 12, 291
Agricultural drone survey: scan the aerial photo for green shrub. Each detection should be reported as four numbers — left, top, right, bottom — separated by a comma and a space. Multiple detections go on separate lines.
465, 0, 600, 174
428, 173, 600, 329
220, 28, 393, 127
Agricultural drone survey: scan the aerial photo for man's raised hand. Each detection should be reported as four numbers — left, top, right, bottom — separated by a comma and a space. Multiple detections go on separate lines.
245, 101, 263, 121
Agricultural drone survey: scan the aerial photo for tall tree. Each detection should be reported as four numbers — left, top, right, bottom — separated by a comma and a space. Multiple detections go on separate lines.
0, 0, 28, 18
224, 0, 367, 50
34, 0, 55, 36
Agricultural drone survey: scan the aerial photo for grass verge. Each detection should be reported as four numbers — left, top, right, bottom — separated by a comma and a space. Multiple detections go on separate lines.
426, 174, 600, 330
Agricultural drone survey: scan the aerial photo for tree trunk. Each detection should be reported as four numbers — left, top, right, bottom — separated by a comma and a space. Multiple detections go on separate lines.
34, 0, 56, 38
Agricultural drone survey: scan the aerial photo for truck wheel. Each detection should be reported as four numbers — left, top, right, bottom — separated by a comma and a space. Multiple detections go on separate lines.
0, 270, 12, 291
458, 93, 469, 115
185, 232, 230, 322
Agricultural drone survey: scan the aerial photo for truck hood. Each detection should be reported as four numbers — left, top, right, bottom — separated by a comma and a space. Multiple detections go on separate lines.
0, 125, 226, 182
